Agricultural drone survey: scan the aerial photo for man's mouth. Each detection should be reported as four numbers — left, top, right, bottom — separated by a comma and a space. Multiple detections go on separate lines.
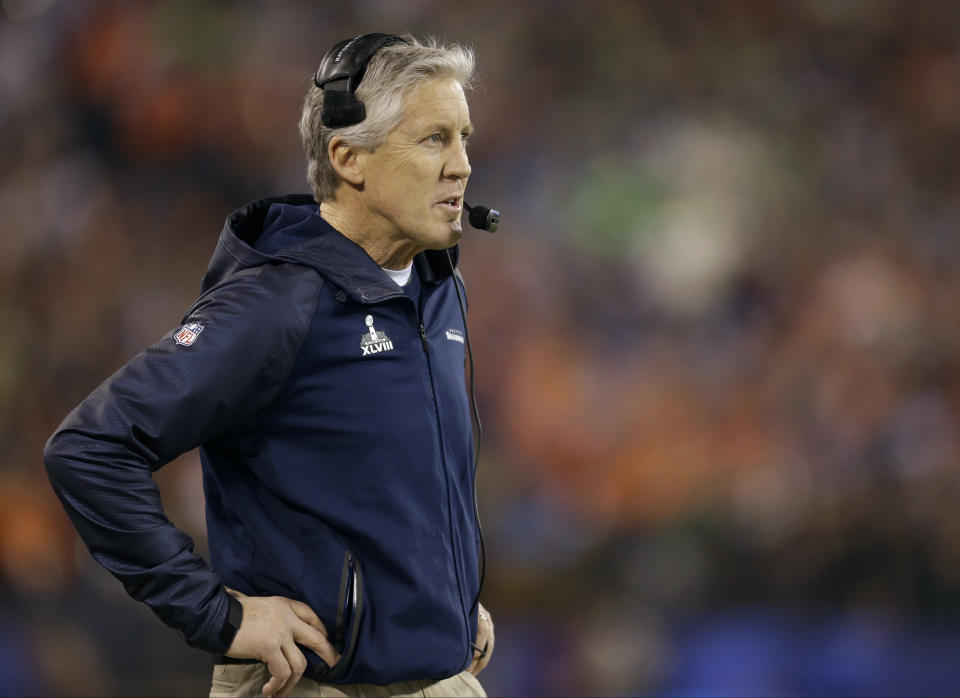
435, 196, 462, 213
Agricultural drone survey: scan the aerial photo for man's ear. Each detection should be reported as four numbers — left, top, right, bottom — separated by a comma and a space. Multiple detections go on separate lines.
328, 136, 364, 186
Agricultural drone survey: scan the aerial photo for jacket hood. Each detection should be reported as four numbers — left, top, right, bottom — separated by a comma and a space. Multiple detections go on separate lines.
200, 194, 461, 302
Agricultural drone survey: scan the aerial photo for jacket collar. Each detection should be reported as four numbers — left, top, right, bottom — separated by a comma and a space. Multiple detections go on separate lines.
213, 194, 459, 303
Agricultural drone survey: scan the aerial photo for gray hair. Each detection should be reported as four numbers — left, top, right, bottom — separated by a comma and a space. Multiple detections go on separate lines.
299, 36, 476, 203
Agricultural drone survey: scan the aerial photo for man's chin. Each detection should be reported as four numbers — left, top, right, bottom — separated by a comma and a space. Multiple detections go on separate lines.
426, 222, 463, 250
448, 223, 464, 247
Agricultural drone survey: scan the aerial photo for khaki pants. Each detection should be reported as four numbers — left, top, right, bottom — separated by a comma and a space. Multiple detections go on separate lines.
209, 663, 487, 697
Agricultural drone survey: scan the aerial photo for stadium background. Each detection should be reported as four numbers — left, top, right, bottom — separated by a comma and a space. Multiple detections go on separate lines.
3, 0, 960, 695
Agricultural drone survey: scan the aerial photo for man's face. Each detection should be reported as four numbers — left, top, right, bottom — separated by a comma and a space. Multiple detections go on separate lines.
356, 77, 473, 255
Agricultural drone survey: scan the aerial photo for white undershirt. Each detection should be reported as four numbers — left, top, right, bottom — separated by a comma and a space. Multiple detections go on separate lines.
380, 263, 413, 287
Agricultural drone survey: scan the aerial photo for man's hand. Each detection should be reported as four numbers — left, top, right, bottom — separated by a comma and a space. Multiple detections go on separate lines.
468, 603, 495, 675
224, 587, 340, 698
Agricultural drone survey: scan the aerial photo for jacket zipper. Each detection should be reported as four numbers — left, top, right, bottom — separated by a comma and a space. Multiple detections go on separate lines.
419, 323, 429, 351
416, 315, 471, 659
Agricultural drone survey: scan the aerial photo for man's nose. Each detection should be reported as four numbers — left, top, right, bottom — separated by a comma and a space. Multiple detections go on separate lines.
444, 141, 471, 179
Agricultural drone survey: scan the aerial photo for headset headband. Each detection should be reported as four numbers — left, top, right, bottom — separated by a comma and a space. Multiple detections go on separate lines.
313, 33, 410, 128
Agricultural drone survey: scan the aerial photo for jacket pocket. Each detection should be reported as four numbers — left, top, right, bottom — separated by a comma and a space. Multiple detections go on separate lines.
319, 550, 364, 682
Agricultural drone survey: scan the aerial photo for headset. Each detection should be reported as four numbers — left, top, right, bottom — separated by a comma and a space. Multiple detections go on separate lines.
313, 33, 497, 632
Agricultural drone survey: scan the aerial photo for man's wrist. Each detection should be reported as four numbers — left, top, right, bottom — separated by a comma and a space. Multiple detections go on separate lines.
218, 594, 244, 650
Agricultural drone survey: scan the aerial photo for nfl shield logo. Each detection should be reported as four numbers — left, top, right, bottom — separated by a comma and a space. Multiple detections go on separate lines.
174, 322, 204, 346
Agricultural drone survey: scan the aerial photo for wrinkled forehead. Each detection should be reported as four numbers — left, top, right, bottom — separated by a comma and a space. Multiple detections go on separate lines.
397, 77, 471, 130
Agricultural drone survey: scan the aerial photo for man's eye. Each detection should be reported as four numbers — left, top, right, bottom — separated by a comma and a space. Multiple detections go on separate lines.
461, 133, 470, 147
427, 133, 443, 144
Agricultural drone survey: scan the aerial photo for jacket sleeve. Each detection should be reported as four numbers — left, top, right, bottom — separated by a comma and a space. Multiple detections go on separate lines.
43, 263, 322, 653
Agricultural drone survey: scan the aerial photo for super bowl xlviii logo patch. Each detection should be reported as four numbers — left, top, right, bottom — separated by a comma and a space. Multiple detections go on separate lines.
174, 321, 204, 346
360, 314, 394, 356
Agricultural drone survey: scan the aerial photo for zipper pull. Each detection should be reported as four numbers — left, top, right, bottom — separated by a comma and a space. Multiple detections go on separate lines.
418, 323, 428, 352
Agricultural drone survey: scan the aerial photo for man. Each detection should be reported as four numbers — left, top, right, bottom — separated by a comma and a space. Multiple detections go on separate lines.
44, 34, 494, 698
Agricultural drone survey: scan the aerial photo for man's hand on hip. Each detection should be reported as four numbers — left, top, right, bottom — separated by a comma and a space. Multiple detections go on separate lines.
468, 602, 495, 676
224, 587, 340, 698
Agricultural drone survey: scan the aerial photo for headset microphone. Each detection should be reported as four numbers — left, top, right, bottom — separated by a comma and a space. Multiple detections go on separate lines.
464, 203, 500, 233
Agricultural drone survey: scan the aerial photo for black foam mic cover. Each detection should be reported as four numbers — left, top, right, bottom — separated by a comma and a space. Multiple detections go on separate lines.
467, 204, 500, 233
321, 90, 366, 128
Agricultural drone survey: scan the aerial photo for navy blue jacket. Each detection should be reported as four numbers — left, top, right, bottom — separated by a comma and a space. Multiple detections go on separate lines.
44, 195, 480, 684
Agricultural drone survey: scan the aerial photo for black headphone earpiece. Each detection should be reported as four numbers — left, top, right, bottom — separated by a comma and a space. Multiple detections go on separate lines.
318, 90, 367, 129
313, 33, 409, 128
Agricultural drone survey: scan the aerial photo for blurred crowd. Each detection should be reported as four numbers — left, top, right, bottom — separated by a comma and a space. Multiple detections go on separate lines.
2, 1, 960, 695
